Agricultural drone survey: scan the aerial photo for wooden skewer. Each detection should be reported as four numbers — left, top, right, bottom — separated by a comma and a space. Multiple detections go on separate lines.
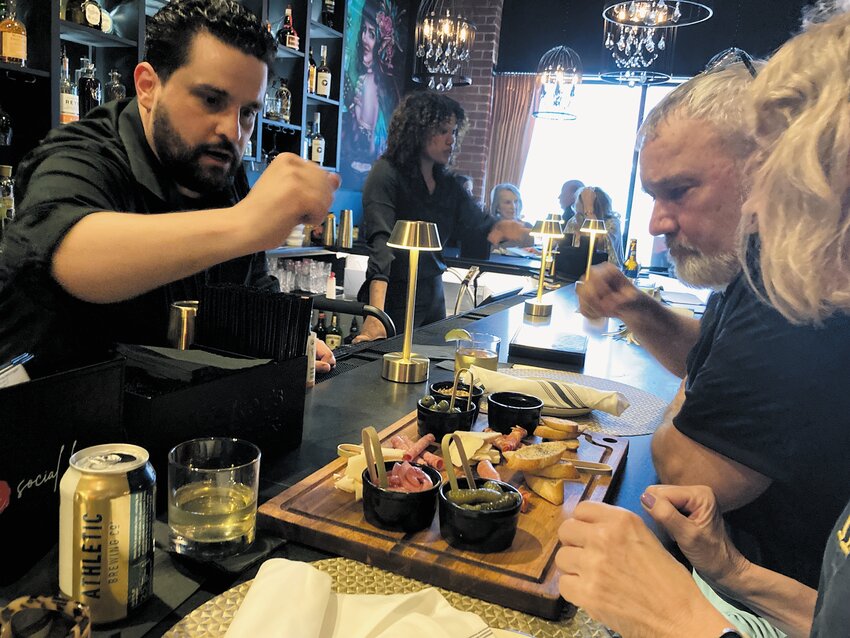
361, 426, 387, 488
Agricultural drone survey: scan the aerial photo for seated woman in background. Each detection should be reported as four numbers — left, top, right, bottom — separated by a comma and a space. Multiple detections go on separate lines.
563, 186, 624, 269
489, 183, 534, 249
556, 9, 850, 638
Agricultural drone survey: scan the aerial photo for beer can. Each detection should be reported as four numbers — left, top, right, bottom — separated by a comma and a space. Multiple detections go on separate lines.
59, 443, 155, 624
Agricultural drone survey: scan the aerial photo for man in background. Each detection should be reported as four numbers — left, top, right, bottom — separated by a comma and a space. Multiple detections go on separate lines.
559, 179, 584, 222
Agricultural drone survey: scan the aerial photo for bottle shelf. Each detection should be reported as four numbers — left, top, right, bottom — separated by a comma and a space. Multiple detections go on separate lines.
307, 94, 340, 107
309, 20, 342, 39
59, 20, 138, 48
274, 45, 305, 60
261, 117, 303, 132
0, 61, 50, 78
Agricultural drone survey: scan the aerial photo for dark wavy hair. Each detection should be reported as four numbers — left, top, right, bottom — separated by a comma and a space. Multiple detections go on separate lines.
383, 91, 468, 177
145, 0, 275, 82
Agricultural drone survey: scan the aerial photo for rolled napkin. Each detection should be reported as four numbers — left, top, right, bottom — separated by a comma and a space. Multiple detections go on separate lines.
224, 558, 493, 638
471, 365, 629, 417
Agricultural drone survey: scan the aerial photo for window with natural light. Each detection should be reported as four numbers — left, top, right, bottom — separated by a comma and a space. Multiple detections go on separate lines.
518, 80, 680, 267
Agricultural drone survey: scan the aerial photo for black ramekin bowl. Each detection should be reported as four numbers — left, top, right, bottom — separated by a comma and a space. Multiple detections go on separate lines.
417, 399, 477, 438
361, 462, 442, 533
486, 391, 544, 434
429, 382, 485, 419
438, 477, 522, 552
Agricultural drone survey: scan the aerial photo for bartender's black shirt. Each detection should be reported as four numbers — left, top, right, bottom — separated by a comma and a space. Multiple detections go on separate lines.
0, 98, 270, 375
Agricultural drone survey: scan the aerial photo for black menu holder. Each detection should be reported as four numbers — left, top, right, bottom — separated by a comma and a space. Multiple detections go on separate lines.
0, 356, 126, 584
508, 325, 588, 368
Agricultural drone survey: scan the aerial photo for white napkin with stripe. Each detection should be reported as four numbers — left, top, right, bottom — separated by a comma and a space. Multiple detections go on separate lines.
224, 558, 493, 638
471, 365, 629, 417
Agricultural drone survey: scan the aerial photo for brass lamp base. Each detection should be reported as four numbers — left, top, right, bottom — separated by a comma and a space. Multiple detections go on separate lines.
382, 352, 430, 383
524, 299, 553, 317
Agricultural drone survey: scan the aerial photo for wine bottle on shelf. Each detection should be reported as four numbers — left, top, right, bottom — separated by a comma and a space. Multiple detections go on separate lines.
302, 121, 312, 159
0, 165, 15, 240
67, 0, 103, 30
316, 45, 331, 99
77, 60, 102, 118
321, 0, 336, 29
276, 78, 292, 123
307, 47, 317, 94
0, 0, 27, 67
325, 313, 343, 350
59, 47, 79, 124
623, 238, 640, 279
309, 112, 325, 165
276, 5, 299, 51
313, 312, 328, 343
345, 316, 360, 344
105, 69, 126, 102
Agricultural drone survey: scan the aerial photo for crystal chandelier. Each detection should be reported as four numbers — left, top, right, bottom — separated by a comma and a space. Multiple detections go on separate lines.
413, 0, 477, 91
601, 1, 712, 86
531, 45, 583, 120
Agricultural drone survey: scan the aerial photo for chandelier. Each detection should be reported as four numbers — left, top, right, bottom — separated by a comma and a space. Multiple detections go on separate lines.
413, 0, 477, 91
601, 1, 712, 86
531, 45, 583, 120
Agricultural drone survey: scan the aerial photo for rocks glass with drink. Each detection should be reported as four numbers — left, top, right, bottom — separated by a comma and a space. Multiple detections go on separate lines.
454, 333, 501, 374
168, 437, 261, 559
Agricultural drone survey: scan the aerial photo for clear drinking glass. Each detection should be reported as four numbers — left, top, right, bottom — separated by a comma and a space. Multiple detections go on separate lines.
168, 438, 261, 560
454, 333, 501, 374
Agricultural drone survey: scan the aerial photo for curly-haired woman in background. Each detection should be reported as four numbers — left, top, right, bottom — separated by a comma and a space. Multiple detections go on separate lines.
354, 92, 529, 341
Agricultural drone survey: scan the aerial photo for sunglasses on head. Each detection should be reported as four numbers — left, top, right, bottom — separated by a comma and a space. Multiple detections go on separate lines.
704, 47, 758, 78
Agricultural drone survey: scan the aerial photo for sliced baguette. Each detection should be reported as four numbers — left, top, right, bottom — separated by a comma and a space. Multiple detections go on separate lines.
539, 416, 581, 438
524, 459, 579, 480
503, 441, 568, 471
533, 425, 575, 441
561, 440, 581, 452
523, 473, 565, 505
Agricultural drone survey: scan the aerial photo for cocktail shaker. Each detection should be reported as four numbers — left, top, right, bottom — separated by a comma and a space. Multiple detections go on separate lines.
167, 300, 199, 350
322, 212, 337, 247
338, 209, 353, 248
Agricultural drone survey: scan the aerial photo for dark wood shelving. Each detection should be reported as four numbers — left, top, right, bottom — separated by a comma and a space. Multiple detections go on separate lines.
59, 20, 138, 48
0, 61, 50, 78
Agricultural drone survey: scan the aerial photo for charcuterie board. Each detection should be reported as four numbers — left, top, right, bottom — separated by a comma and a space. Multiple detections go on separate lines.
258, 410, 628, 619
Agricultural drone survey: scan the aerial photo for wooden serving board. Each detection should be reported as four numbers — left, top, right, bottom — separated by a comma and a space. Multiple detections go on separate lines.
259, 411, 628, 619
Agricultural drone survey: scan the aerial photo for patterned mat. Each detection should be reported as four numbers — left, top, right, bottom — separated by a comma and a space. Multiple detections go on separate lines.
500, 368, 667, 436
164, 557, 616, 638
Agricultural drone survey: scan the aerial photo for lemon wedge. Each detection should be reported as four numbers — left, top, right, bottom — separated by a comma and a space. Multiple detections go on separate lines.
444, 328, 472, 342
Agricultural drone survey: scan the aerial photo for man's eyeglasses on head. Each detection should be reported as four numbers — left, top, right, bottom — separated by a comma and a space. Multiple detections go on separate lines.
704, 47, 758, 78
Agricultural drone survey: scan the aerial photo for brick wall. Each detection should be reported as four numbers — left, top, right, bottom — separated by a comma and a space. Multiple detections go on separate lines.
448, 0, 504, 204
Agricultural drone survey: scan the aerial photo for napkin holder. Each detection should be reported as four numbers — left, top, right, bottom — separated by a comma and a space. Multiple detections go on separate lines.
0, 355, 126, 584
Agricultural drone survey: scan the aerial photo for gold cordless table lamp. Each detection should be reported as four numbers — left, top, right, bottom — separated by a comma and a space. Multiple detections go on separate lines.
525, 217, 565, 317
581, 218, 607, 280
382, 220, 442, 383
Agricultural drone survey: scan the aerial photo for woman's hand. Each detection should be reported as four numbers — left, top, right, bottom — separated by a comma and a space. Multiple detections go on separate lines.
352, 316, 387, 343
642, 485, 750, 589
556, 501, 731, 638
315, 339, 336, 374
488, 220, 530, 244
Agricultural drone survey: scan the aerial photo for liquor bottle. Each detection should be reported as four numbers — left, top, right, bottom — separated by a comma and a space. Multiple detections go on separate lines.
316, 45, 331, 98
313, 312, 328, 343
307, 47, 317, 94
264, 80, 282, 121
325, 313, 343, 350
59, 48, 79, 124
68, 0, 102, 30
0, 0, 27, 67
105, 69, 126, 102
309, 112, 324, 165
345, 316, 360, 344
302, 121, 312, 159
77, 60, 102, 118
623, 238, 640, 279
276, 78, 292, 123
0, 101, 11, 146
0, 164, 14, 228
321, 0, 335, 29
276, 5, 299, 51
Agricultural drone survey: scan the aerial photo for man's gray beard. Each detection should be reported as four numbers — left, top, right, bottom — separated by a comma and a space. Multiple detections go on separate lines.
668, 246, 741, 290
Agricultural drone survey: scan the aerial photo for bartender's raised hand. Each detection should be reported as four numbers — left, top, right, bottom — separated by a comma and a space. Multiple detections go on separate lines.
352, 316, 387, 343
556, 501, 731, 638
235, 153, 341, 251
315, 338, 336, 374
487, 220, 530, 245
640, 485, 748, 588
577, 262, 643, 320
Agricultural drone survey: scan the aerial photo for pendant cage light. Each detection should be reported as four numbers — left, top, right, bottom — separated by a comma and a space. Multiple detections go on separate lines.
413, 0, 477, 91
531, 45, 583, 120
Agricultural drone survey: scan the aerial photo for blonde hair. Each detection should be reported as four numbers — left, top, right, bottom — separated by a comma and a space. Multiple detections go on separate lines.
742, 12, 850, 324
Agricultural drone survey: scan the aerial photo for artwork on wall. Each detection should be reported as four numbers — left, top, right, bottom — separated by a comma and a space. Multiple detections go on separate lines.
341, 0, 411, 190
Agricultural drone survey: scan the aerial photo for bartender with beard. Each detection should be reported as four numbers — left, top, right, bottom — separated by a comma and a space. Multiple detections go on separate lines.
0, 0, 339, 375
354, 91, 528, 342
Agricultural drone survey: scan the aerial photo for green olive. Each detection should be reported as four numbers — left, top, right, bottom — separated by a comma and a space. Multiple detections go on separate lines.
420, 395, 436, 408
435, 400, 450, 412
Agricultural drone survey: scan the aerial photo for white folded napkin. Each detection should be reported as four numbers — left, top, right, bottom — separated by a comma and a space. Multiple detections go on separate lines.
470, 365, 629, 417
225, 558, 492, 638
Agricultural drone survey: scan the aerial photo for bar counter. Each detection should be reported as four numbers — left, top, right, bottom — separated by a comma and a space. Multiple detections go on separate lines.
0, 284, 680, 637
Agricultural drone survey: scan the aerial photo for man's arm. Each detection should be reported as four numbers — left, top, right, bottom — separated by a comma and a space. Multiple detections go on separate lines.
354, 279, 388, 342
52, 153, 338, 303
577, 263, 701, 376
651, 382, 772, 511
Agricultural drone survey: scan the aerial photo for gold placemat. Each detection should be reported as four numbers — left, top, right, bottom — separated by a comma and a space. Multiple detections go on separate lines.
164, 557, 616, 638
504, 368, 666, 436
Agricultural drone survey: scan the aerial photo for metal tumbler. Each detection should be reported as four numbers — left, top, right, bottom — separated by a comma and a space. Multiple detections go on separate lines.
338, 209, 353, 248
167, 300, 199, 350
322, 213, 337, 247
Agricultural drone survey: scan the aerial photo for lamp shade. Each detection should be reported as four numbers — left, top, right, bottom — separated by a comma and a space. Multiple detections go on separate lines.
580, 218, 607, 234
529, 218, 565, 238
386, 220, 443, 251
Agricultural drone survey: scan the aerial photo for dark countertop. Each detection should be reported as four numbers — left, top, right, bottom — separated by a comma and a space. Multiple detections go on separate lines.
1, 285, 679, 636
